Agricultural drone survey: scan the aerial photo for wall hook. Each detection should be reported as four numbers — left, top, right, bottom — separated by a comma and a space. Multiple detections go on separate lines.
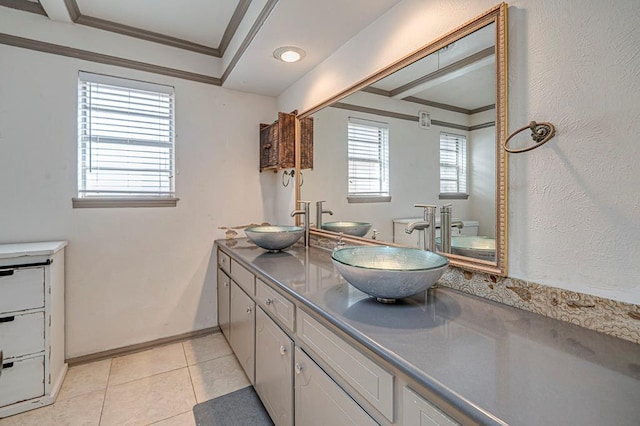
504, 121, 556, 154
282, 169, 294, 187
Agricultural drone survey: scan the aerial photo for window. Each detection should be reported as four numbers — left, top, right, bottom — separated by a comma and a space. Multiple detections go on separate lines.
439, 132, 468, 199
347, 117, 390, 202
74, 72, 176, 208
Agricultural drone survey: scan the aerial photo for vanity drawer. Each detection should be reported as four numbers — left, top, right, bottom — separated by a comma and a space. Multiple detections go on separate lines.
0, 268, 44, 313
0, 355, 45, 407
218, 250, 230, 273
297, 310, 394, 421
257, 279, 295, 333
0, 312, 44, 360
230, 259, 255, 295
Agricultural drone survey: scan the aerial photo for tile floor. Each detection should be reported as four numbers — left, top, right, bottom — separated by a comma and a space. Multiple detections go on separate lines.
0, 333, 250, 426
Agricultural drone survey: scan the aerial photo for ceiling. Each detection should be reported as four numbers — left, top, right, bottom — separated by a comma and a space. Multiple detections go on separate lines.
1, 0, 404, 96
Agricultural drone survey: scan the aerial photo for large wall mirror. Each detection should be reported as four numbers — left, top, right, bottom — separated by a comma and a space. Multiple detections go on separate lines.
297, 4, 508, 276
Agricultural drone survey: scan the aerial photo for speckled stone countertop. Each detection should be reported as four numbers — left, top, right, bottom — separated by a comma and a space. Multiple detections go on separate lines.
217, 239, 640, 426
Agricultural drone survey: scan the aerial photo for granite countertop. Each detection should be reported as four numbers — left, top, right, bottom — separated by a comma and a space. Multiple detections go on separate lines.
216, 239, 640, 426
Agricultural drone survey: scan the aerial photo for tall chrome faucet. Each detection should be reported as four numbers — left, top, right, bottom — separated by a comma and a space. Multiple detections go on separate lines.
315, 201, 334, 229
291, 200, 311, 247
406, 204, 436, 251
440, 204, 463, 253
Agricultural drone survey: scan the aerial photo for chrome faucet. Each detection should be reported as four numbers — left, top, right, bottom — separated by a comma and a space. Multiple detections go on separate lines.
291, 200, 311, 247
406, 204, 436, 251
315, 201, 334, 229
440, 203, 464, 253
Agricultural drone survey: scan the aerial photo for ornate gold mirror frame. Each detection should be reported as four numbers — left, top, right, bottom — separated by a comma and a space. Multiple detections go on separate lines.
295, 3, 508, 276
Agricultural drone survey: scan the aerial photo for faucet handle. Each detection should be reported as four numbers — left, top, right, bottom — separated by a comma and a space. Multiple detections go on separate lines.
316, 200, 326, 205
414, 204, 437, 209
441, 203, 453, 213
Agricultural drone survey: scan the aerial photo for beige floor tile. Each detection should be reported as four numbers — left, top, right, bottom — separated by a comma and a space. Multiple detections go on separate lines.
100, 368, 196, 426
188, 354, 249, 403
0, 389, 104, 426
150, 411, 196, 426
57, 359, 111, 401
109, 343, 187, 386
182, 333, 232, 366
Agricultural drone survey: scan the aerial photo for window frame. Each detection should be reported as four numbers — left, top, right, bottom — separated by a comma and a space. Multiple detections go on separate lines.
346, 117, 391, 203
439, 132, 469, 200
72, 72, 178, 208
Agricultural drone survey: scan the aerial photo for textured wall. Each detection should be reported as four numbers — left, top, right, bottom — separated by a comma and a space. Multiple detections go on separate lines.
278, 0, 640, 304
0, 45, 277, 357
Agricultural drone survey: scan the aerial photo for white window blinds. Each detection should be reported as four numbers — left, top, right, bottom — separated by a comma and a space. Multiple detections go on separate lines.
440, 132, 468, 195
347, 117, 389, 196
77, 72, 175, 199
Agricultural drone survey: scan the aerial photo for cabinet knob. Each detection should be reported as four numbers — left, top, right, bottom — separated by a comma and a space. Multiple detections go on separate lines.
263, 143, 272, 150
295, 362, 303, 375
224, 280, 229, 287
279, 345, 287, 356
265, 298, 274, 305
246, 306, 253, 314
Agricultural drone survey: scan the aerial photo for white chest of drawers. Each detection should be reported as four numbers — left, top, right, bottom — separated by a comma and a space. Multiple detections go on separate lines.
0, 241, 68, 418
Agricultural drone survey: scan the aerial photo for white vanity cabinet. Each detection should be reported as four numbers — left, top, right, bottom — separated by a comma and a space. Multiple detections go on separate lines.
255, 307, 293, 426
294, 347, 377, 425
229, 281, 255, 384
403, 387, 459, 426
216, 246, 465, 426
0, 242, 67, 419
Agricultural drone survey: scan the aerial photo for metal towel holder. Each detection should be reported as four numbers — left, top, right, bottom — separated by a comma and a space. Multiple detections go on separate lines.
504, 121, 556, 153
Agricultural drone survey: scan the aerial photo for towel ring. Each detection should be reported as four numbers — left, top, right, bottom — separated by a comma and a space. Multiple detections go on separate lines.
504, 121, 556, 154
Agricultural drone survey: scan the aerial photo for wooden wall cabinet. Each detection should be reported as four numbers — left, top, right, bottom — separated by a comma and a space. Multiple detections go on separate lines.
260, 112, 313, 172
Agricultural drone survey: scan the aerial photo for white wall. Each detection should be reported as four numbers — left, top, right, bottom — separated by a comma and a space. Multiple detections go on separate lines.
0, 45, 277, 357
279, 0, 640, 304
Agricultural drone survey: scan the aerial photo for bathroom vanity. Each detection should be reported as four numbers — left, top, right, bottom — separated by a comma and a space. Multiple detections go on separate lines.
216, 239, 640, 426
0, 242, 67, 418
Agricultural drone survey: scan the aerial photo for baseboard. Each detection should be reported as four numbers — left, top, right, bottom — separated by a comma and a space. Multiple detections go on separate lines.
66, 326, 220, 366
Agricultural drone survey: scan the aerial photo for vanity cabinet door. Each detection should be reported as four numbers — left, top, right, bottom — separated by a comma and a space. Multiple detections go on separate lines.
229, 281, 255, 384
294, 347, 377, 426
217, 269, 231, 339
403, 387, 459, 426
255, 308, 293, 426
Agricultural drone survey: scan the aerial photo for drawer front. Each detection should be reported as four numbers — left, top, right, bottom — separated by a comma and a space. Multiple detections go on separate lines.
298, 310, 394, 422
294, 347, 377, 426
0, 355, 45, 407
0, 268, 44, 313
230, 259, 255, 295
0, 312, 45, 360
403, 387, 459, 426
218, 250, 230, 273
257, 279, 295, 332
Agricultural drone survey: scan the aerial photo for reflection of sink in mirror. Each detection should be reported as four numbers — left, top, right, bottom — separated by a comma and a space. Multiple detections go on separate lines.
244, 225, 304, 252
331, 246, 449, 303
322, 221, 372, 237
450, 236, 495, 261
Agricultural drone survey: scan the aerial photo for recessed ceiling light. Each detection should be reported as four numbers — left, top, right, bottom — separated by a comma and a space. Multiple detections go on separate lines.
273, 46, 306, 63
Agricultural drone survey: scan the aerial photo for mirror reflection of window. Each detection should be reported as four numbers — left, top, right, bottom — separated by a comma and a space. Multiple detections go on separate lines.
439, 132, 468, 198
347, 117, 390, 198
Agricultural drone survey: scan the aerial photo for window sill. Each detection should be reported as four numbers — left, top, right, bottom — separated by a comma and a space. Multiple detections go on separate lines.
347, 195, 392, 204
439, 193, 469, 200
72, 197, 179, 208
